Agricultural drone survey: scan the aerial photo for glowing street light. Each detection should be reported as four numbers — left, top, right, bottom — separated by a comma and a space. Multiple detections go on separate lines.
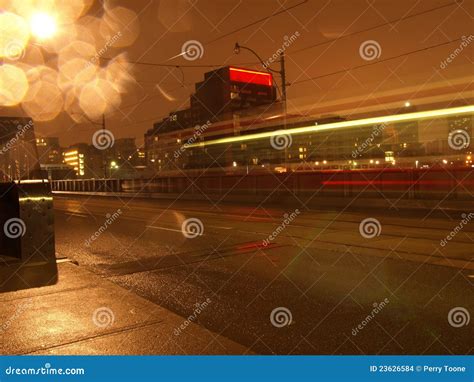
29, 12, 57, 40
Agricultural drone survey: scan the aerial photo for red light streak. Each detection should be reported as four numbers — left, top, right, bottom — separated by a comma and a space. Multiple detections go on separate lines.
322, 180, 473, 186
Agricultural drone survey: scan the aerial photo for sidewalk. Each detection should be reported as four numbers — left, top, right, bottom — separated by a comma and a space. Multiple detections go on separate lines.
0, 262, 249, 355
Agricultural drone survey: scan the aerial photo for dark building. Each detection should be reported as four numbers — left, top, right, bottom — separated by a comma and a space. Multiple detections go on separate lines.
110, 138, 137, 165
0, 116, 41, 181
145, 66, 278, 168
63, 143, 103, 179
108, 138, 144, 178
36, 136, 62, 164
191, 66, 276, 121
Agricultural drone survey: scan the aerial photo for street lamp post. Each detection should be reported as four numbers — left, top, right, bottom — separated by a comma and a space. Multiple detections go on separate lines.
101, 113, 107, 179
233, 42, 288, 115
234, 42, 289, 165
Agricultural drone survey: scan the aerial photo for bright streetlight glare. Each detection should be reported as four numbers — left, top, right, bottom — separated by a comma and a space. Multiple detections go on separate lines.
29, 12, 57, 39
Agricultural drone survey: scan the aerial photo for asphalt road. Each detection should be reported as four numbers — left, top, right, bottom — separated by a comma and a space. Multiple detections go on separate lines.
53, 195, 474, 355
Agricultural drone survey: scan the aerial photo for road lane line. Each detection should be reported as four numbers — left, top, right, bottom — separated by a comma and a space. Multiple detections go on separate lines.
146, 224, 232, 232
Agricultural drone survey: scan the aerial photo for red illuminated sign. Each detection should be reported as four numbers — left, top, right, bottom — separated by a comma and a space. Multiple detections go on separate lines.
229, 67, 273, 87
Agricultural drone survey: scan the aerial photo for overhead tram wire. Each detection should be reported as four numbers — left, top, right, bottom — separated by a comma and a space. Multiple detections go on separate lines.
290, 36, 464, 86
99, 2, 460, 125
99, 56, 231, 68
99, 1, 457, 70
116, 37, 464, 129
205, 0, 309, 44
99, 0, 310, 69
108, 82, 194, 114
290, 1, 458, 55
98, 3, 455, 119
72, 3, 312, 128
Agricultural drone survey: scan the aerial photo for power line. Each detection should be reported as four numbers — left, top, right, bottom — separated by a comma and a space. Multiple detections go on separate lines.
113, 83, 193, 113
98, 2, 462, 127
99, 1, 309, 69
134, 80, 193, 86
205, 0, 309, 44
291, 1, 458, 55
100, 1, 456, 71
99, 56, 228, 68
112, 37, 463, 128
291, 37, 462, 85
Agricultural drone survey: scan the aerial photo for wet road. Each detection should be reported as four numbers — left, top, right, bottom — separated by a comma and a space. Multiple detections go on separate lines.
53, 195, 474, 354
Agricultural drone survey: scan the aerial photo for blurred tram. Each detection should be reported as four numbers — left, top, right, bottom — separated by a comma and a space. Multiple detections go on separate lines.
145, 105, 473, 173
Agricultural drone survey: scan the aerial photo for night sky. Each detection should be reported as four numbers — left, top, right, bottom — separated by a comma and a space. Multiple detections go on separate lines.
1, 0, 472, 147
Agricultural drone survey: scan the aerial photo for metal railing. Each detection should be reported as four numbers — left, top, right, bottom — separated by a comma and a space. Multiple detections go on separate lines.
50, 167, 474, 201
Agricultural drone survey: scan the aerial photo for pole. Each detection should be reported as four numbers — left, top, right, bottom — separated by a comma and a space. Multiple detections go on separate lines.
280, 52, 288, 164
280, 51, 287, 107
102, 113, 107, 179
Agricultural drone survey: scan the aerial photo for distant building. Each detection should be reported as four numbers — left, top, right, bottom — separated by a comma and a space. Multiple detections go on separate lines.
61, 138, 144, 179
111, 138, 137, 164
36, 137, 62, 164
136, 147, 146, 166
0, 116, 40, 181
108, 138, 140, 178
63, 144, 103, 178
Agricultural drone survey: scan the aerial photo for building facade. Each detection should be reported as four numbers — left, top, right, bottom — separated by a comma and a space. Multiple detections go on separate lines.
36, 137, 62, 165
145, 66, 278, 170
